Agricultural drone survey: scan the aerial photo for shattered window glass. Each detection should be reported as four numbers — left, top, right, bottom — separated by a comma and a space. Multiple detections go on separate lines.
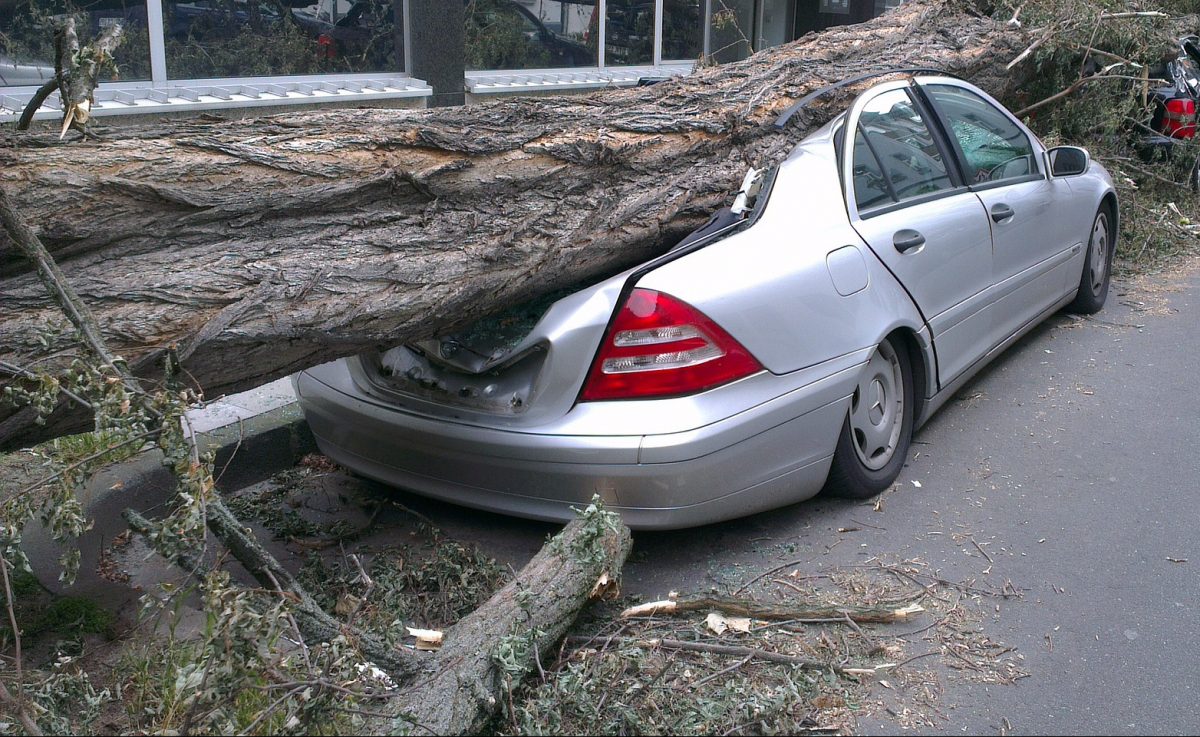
927, 84, 1037, 184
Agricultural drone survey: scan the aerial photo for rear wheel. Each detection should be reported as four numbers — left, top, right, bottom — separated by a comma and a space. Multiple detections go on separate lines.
1067, 207, 1113, 315
823, 336, 915, 499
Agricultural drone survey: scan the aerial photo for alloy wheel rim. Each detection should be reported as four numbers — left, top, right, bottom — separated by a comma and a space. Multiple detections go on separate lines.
1090, 214, 1109, 297
849, 341, 904, 471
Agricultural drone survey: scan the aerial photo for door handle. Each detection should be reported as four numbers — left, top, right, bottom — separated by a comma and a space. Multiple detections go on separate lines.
893, 229, 926, 254
991, 203, 1015, 223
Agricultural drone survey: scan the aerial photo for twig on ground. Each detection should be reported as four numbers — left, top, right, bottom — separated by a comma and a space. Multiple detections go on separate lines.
622, 594, 924, 624
345, 551, 374, 628
691, 654, 755, 688
883, 649, 943, 671
734, 557, 814, 594
970, 539, 994, 564
1099, 10, 1168, 20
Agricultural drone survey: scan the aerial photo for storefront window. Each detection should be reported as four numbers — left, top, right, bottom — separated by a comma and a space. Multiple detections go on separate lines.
706, 0, 753, 63
465, 0, 596, 71
164, 0, 404, 80
605, 0, 652, 66
662, 0, 701, 61
756, 0, 789, 49
0, 0, 152, 87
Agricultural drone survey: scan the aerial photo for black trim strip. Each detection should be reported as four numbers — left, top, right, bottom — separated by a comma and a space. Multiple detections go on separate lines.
857, 185, 972, 220
907, 82, 967, 188
911, 82, 974, 185
968, 172, 1047, 192
774, 67, 964, 130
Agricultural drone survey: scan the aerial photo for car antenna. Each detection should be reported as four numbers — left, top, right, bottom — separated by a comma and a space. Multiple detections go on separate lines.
773, 67, 962, 130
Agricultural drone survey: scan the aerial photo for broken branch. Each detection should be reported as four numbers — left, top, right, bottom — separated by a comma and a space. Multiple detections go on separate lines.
370, 506, 633, 735
621, 595, 924, 624
1014, 73, 1165, 117
14, 79, 60, 132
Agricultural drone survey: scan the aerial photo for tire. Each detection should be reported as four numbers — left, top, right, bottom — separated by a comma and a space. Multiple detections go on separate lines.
1067, 207, 1114, 315
822, 336, 915, 499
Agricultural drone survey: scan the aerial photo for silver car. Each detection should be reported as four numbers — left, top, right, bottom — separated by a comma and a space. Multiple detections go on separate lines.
297, 75, 1118, 529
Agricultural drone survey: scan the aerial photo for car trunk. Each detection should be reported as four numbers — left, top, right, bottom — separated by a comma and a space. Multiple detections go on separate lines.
349, 169, 770, 427
356, 283, 599, 419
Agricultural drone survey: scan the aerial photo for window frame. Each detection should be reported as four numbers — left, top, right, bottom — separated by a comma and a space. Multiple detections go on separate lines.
841, 80, 969, 221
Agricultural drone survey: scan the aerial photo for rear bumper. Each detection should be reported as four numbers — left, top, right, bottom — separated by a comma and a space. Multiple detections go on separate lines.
296, 359, 854, 530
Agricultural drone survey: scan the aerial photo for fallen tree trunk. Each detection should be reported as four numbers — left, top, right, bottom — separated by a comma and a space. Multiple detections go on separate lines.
0, 0, 1036, 446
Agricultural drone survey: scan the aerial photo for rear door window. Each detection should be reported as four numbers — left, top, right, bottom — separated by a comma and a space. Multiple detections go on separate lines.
851, 88, 955, 213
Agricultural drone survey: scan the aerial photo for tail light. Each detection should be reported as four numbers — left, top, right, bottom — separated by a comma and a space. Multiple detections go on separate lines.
317, 33, 337, 59
580, 289, 763, 401
1164, 97, 1196, 139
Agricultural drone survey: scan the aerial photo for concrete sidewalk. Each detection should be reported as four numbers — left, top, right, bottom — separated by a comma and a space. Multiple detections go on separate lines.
185, 376, 299, 435
24, 374, 315, 600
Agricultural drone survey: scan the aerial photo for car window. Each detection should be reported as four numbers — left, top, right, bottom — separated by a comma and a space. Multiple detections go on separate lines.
852, 88, 954, 212
852, 130, 894, 210
925, 84, 1038, 184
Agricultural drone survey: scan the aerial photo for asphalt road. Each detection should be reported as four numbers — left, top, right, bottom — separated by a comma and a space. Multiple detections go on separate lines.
398, 257, 1200, 735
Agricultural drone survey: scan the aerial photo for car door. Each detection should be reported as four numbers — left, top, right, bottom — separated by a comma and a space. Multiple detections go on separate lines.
844, 83, 996, 387
919, 81, 1081, 346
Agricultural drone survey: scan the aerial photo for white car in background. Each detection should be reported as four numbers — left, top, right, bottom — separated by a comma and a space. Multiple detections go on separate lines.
0, 55, 54, 87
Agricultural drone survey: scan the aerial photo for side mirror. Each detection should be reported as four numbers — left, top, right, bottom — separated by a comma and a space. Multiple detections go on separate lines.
1047, 146, 1090, 178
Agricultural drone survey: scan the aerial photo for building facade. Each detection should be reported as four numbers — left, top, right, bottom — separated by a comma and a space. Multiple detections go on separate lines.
0, 0, 902, 123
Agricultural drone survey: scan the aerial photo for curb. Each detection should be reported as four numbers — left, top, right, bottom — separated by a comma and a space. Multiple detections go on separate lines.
21, 400, 316, 597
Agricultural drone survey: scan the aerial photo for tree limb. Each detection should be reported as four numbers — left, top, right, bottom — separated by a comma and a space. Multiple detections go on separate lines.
14, 79, 60, 132
0, 557, 43, 736
0, 184, 137, 394
123, 504, 424, 681
371, 507, 633, 735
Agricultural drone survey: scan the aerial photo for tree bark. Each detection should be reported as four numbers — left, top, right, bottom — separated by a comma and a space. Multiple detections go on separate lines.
0, 0, 1033, 447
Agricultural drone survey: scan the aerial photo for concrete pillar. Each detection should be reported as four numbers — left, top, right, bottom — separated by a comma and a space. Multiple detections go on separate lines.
404, 0, 466, 107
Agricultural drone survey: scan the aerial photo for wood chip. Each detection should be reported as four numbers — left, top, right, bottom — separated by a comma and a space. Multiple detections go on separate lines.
589, 571, 620, 600
621, 599, 678, 618
406, 627, 444, 651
